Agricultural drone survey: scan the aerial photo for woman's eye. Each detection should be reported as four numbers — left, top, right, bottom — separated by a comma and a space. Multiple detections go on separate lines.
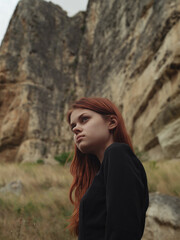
71, 117, 89, 131
82, 116, 88, 122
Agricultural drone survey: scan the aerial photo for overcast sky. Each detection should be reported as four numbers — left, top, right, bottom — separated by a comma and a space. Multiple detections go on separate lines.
0, 0, 88, 45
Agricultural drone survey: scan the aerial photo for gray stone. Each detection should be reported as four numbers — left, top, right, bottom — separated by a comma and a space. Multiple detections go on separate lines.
0, 180, 23, 195
143, 192, 180, 240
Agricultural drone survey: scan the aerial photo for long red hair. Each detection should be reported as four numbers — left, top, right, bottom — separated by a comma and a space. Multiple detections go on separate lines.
65, 97, 134, 236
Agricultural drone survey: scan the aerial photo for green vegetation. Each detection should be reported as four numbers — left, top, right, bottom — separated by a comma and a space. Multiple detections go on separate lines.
54, 152, 73, 165
36, 159, 45, 164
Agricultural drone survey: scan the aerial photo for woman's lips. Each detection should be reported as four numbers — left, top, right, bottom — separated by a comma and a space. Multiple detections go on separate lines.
77, 136, 84, 142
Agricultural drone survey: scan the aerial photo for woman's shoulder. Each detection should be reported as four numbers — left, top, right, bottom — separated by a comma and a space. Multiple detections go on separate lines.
104, 142, 132, 156
103, 142, 143, 171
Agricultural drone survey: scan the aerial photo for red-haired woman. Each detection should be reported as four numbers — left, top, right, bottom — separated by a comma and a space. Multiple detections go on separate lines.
65, 97, 149, 240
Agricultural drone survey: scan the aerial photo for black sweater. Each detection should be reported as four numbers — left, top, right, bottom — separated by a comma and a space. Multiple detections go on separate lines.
78, 142, 149, 240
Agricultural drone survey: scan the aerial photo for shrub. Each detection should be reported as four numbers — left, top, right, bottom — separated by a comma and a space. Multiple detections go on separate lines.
36, 159, 45, 164
54, 152, 73, 166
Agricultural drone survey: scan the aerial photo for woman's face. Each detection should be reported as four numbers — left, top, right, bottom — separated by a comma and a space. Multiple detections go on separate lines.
70, 108, 114, 155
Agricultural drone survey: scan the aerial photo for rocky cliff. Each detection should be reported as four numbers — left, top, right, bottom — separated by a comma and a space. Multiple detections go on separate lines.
0, 0, 180, 163
0, 0, 85, 162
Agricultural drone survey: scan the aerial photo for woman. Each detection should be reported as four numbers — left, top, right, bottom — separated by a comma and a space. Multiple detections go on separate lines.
65, 97, 149, 240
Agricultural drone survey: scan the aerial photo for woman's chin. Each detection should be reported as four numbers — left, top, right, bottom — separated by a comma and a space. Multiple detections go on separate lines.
78, 145, 87, 153
77, 142, 92, 154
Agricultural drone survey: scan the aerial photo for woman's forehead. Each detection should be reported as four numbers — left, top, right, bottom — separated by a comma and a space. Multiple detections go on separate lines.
70, 108, 94, 123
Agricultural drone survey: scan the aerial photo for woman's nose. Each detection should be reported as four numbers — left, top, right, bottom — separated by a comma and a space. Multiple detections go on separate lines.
73, 124, 82, 133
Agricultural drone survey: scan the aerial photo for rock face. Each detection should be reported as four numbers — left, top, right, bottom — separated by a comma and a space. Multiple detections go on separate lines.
76, 0, 180, 160
0, 0, 85, 162
0, 0, 180, 162
143, 192, 180, 240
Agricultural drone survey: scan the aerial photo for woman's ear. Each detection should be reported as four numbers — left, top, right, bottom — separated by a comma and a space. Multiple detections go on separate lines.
108, 115, 118, 131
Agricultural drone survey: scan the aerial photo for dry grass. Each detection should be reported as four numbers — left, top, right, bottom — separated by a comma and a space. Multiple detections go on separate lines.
0, 159, 179, 239
143, 159, 180, 197
0, 162, 77, 240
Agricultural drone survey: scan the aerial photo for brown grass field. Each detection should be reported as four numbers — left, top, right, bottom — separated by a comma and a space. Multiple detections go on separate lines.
0, 158, 179, 239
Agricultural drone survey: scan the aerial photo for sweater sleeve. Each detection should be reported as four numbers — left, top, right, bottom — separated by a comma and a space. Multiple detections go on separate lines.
103, 143, 148, 240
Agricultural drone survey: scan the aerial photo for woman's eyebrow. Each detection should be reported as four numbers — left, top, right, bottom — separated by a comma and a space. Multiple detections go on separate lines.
70, 113, 87, 127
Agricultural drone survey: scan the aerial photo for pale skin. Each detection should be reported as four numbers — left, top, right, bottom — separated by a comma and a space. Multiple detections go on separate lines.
70, 108, 118, 164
